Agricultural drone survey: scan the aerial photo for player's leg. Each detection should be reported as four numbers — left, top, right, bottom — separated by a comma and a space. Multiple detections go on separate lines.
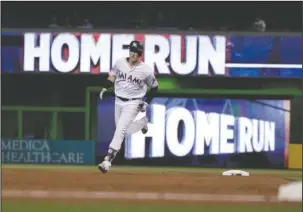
99, 101, 139, 173
98, 98, 122, 173
141, 123, 148, 134
109, 102, 139, 150
114, 99, 122, 126
126, 112, 148, 136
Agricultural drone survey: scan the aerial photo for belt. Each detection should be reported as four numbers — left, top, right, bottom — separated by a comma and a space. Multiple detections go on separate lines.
116, 96, 141, 102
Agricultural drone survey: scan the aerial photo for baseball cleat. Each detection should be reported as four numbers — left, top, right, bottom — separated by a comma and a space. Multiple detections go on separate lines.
141, 125, 148, 134
98, 161, 111, 173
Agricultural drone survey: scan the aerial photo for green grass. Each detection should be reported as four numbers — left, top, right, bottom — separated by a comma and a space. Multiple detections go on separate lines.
2, 200, 302, 212
283, 176, 303, 181
2, 164, 302, 177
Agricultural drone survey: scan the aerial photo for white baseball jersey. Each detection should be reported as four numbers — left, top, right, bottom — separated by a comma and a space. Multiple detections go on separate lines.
109, 57, 158, 99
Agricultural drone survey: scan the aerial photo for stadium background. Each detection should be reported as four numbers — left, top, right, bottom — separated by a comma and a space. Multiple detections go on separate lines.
2, 2, 302, 211
1, 30, 302, 169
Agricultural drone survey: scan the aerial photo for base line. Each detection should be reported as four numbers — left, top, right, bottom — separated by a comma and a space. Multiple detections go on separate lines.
2, 189, 284, 203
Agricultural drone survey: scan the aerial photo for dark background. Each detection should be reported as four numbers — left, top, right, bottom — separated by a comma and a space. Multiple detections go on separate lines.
1, 2, 302, 32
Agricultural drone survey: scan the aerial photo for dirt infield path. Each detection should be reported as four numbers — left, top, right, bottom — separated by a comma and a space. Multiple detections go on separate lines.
3, 168, 288, 195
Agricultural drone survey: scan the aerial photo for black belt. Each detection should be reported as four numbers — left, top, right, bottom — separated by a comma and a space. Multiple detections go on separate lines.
116, 96, 141, 102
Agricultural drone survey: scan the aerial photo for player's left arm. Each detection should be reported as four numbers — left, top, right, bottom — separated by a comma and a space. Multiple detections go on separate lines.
145, 72, 159, 104
138, 72, 158, 112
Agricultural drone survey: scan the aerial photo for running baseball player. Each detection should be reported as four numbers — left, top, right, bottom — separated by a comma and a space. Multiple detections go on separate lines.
98, 40, 159, 173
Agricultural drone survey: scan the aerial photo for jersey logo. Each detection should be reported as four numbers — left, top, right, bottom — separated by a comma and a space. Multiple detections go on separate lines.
117, 70, 142, 86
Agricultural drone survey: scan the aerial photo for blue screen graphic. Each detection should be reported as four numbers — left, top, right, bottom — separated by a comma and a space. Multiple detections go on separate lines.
1, 32, 302, 77
97, 97, 290, 168
227, 35, 302, 77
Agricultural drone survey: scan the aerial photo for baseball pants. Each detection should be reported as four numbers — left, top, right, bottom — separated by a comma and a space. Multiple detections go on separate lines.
109, 97, 148, 151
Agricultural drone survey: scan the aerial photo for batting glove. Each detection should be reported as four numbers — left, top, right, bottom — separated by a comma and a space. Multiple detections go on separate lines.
138, 102, 148, 112
100, 88, 109, 100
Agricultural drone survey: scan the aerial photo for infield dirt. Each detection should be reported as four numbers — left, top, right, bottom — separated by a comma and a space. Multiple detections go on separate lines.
3, 168, 289, 196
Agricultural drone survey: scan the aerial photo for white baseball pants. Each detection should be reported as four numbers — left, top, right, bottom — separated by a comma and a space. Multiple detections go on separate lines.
109, 97, 148, 151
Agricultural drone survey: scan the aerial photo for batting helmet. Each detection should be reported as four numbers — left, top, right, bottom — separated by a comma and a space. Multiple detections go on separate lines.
129, 40, 144, 56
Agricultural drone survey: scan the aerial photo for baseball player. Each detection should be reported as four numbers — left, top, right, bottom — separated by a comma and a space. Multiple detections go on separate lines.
98, 40, 159, 173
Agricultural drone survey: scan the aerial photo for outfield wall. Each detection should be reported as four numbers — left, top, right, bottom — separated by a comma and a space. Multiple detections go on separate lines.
1, 140, 95, 165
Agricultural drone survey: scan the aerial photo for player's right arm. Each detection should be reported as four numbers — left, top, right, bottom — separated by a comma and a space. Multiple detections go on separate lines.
144, 71, 158, 104
100, 61, 118, 100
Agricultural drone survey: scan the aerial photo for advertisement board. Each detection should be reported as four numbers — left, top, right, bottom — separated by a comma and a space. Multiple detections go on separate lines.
1, 31, 302, 77
1, 140, 95, 165
97, 97, 290, 168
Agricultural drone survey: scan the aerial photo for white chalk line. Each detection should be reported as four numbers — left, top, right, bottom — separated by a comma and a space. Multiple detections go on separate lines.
2, 190, 282, 203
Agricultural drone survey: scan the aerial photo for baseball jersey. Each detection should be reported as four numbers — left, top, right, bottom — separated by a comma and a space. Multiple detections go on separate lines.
109, 57, 158, 99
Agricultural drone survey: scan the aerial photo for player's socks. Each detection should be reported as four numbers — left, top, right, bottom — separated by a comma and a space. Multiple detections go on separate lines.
104, 148, 118, 162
